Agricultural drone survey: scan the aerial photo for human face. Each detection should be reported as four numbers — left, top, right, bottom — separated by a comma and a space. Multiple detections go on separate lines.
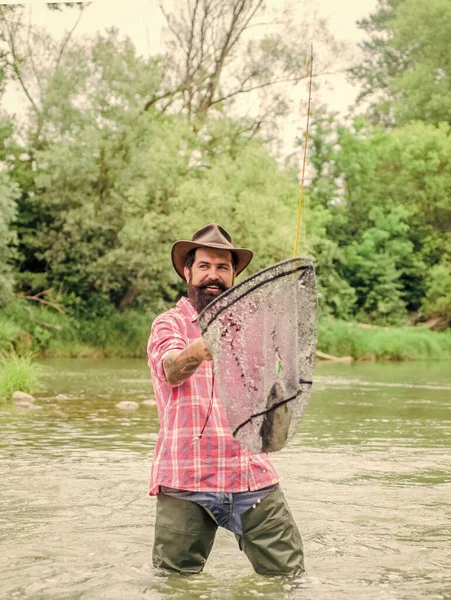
184, 248, 236, 312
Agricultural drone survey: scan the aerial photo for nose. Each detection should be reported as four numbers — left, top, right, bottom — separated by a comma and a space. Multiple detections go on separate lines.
205, 266, 222, 280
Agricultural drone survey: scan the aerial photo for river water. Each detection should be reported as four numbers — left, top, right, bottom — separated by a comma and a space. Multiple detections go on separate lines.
1, 359, 450, 600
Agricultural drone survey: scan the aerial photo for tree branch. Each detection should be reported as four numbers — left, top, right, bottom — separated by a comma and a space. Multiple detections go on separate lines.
159, 2, 188, 53
26, 6, 43, 96
54, 3, 86, 72
210, 69, 342, 106
1, 7, 41, 115
17, 291, 65, 314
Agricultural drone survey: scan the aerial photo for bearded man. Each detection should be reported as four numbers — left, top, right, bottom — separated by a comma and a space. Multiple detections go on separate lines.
147, 223, 304, 576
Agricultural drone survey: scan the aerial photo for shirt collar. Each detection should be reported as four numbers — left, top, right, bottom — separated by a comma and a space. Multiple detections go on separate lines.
176, 296, 199, 323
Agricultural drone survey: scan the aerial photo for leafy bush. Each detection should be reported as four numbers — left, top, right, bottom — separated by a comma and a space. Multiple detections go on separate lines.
0, 316, 22, 354
422, 262, 451, 325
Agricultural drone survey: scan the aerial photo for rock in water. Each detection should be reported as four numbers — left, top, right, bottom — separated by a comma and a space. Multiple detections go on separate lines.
140, 400, 156, 407
15, 400, 33, 409
15, 401, 42, 410
115, 401, 139, 410
13, 391, 36, 403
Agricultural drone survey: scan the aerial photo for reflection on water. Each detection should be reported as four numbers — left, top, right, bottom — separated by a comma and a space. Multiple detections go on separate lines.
1, 359, 450, 599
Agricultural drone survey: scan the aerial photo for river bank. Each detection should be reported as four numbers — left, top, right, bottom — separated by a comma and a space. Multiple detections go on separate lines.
318, 319, 451, 361
1, 301, 451, 363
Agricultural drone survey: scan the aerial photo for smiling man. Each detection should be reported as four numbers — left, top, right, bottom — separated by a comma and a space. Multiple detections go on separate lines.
147, 224, 304, 576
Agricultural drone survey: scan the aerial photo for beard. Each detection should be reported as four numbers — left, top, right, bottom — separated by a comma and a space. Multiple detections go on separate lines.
187, 278, 229, 314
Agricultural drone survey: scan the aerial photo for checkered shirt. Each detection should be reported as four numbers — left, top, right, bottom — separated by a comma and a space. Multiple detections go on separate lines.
147, 296, 279, 495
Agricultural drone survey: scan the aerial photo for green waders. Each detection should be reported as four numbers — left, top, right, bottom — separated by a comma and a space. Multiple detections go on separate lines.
152, 485, 304, 576
238, 485, 304, 576
153, 491, 218, 574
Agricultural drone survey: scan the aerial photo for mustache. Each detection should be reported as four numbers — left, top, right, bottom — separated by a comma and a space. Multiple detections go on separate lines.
197, 280, 228, 293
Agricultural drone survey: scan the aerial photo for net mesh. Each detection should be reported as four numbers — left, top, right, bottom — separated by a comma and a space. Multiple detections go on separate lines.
198, 257, 317, 453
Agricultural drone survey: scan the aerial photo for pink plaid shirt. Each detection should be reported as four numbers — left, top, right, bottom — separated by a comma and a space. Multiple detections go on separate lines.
147, 296, 279, 496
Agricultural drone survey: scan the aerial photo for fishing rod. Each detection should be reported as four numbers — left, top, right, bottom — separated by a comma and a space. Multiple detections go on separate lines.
294, 44, 314, 258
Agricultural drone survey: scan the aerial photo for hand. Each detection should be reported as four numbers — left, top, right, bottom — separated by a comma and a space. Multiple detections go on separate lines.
192, 337, 213, 362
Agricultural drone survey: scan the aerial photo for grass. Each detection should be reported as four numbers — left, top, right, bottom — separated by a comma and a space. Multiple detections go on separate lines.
0, 300, 156, 358
76, 310, 154, 358
0, 354, 44, 403
318, 319, 451, 361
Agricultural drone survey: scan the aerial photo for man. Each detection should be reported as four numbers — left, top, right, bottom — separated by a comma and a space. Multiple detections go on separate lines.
147, 223, 304, 576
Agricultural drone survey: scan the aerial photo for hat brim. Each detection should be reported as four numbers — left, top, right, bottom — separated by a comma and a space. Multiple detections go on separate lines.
172, 241, 253, 281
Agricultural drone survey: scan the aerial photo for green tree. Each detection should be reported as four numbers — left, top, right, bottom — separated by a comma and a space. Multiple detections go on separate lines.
308, 115, 451, 323
351, 0, 451, 127
421, 261, 451, 327
0, 119, 20, 306
344, 206, 413, 323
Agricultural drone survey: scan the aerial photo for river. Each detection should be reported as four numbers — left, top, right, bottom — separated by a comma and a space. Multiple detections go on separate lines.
1, 359, 450, 600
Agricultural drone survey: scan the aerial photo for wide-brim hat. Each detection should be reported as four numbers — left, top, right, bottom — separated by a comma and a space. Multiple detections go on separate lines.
171, 223, 254, 281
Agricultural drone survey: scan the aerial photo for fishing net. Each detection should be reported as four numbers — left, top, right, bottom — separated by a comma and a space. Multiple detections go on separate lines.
198, 257, 317, 453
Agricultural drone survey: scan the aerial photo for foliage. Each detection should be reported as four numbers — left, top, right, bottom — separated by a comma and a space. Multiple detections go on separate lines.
76, 309, 155, 358
308, 116, 451, 324
0, 315, 21, 354
0, 119, 20, 305
0, 353, 43, 402
0, 300, 154, 358
421, 262, 451, 325
351, 0, 451, 126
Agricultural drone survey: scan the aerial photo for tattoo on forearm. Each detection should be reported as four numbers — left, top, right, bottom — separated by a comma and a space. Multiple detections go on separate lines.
164, 351, 201, 384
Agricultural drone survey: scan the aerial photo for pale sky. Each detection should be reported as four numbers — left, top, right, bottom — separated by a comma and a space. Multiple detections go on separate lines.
1, 0, 379, 145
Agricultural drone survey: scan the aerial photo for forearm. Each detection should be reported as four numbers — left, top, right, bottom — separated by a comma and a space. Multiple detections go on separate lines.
163, 338, 211, 386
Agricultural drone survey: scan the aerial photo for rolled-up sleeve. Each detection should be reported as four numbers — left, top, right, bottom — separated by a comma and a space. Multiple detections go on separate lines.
148, 314, 187, 384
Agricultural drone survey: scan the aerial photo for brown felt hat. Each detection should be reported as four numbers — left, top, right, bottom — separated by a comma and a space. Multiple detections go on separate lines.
171, 223, 254, 281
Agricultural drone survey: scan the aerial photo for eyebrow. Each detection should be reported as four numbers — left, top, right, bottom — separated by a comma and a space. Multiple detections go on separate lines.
197, 261, 231, 267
